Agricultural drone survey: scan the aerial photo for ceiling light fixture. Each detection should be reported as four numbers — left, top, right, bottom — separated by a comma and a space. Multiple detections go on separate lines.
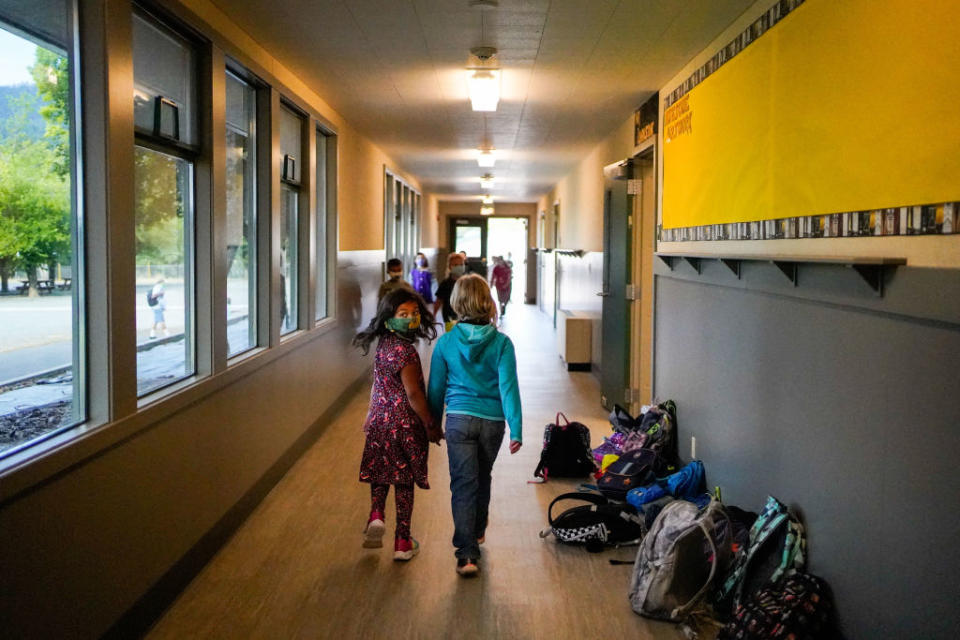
479, 173, 495, 189
468, 47, 500, 112
477, 148, 496, 167
482, 194, 494, 204
480, 204, 495, 216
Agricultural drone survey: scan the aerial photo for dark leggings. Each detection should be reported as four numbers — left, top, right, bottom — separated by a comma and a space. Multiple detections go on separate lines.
370, 483, 415, 539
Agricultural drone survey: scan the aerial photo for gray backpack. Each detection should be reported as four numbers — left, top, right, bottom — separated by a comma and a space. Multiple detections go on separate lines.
628, 499, 733, 621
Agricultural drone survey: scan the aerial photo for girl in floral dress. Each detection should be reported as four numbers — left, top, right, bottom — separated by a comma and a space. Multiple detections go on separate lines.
353, 288, 441, 560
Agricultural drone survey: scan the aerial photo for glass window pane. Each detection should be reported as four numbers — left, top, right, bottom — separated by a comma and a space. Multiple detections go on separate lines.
315, 131, 326, 320
279, 105, 300, 183
0, 6, 82, 458
455, 227, 482, 257
134, 146, 194, 394
280, 185, 298, 335
225, 71, 256, 356
132, 13, 196, 144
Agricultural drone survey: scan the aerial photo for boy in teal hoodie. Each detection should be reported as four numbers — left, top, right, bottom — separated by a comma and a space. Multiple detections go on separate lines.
427, 274, 522, 576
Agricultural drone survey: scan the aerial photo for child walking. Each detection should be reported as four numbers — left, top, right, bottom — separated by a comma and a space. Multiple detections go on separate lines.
354, 288, 442, 560
427, 274, 522, 576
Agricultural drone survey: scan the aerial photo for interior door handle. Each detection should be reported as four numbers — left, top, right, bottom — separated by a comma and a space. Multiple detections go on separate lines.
596, 291, 610, 297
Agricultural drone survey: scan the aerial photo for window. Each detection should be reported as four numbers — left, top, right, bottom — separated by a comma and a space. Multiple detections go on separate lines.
279, 104, 301, 335
225, 70, 257, 356
132, 11, 197, 395
0, 1, 83, 458
383, 170, 420, 277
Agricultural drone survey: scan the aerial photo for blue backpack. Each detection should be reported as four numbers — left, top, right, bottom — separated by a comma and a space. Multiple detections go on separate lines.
626, 459, 707, 509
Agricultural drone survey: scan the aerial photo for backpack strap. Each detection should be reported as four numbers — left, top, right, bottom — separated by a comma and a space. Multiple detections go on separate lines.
546, 492, 609, 527
555, 412, 570, 428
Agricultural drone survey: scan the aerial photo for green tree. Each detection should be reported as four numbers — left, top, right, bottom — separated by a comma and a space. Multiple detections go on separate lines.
0, 137, 70, 295
29, 48, 70, 177
0, 45, 72, 294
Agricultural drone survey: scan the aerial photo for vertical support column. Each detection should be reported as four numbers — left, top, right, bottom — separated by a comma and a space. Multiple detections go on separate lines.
81, 0, 137, 421
325, 133, 339, 320
195, 44, 226, 376
267, 89, 281, 347
255, 83, 272, 350
302, 118, 316, 330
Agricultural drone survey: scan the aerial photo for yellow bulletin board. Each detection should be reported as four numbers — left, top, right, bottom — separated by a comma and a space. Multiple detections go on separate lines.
661, 0, 960, 230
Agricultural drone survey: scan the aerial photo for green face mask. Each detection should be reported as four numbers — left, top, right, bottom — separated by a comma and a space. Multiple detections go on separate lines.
385, 315, 420, 335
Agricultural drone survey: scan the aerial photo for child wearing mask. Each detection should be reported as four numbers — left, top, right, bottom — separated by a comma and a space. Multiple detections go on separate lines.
411, 252, 434, 304
378, 257, 412, 302
353, 288, 442, 560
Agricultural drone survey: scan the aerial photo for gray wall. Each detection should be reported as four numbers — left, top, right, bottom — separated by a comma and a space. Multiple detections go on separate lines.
0, 250, 384, 639
653, 259, 960, 638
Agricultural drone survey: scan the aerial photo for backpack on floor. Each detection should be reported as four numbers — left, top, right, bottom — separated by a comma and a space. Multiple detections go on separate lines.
533, 413, 596, 480
640, 400, 679, 472
609, 403, 644, 433
717, 572, 834, 640
626, 459, 707, 510
597, 448, 659, 501
714, 496, 807, 616
629, 499, 734, 622
539, 492, 645, 552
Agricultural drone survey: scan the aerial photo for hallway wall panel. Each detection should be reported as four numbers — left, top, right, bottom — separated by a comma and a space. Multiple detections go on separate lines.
0, 251, 384, 639
653, 263, 960, 638
556, 251, 603, 371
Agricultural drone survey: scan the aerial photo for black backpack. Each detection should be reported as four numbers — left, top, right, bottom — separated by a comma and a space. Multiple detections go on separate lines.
146, 290, 159, 307
640, 400, 679, 474
717, 572, 834, 639
597, 448, 658, 501
539, 492, 645, 552
533, 413, 596, 480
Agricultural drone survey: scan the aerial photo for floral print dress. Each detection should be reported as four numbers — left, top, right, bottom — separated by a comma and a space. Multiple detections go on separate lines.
359, 333, 430, 489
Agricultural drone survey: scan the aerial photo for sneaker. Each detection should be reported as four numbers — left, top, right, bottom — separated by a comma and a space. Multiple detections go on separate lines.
362, 511, 385, 548
456, 558, 479, 576
394, 537, 420, 561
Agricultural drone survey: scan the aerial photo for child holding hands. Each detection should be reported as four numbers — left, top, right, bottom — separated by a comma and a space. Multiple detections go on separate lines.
427, 274, 522, 576
354, 288, 442, 560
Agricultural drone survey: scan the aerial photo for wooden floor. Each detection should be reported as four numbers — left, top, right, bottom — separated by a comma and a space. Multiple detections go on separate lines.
147, 303, 682, 640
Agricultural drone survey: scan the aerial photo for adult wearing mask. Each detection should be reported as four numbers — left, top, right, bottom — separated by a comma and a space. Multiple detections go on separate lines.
434, 252, 466, 332
411, 252, 434, 304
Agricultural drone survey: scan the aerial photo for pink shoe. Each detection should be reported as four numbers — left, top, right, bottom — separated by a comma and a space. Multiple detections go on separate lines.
393, 536, 420, 561
363, 511, 385, 548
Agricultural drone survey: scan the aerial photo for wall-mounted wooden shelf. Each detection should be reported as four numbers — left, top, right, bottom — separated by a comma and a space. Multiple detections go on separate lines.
655, 252, 907, 296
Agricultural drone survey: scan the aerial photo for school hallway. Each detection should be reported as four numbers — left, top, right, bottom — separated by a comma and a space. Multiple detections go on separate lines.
145, 302, 677, 640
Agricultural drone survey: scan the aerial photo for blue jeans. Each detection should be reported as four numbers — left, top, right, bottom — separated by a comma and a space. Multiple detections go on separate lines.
445, 413, 506, 559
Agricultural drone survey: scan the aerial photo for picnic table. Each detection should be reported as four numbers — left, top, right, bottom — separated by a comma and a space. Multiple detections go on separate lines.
17, 280, 56, 295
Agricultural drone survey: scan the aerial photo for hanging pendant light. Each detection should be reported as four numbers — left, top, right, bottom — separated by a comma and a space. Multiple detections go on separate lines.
477, 148, 496, 167
467, 47, 500, 112
479, 173, 495, 189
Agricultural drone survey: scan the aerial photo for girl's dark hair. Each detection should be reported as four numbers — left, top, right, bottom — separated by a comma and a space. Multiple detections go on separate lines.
352, 287, 438, 355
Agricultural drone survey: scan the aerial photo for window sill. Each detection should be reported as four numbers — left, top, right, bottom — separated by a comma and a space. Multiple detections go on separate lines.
0, 316, 344, 505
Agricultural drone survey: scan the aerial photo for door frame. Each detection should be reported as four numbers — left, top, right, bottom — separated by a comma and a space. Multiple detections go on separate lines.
448, 216, 488, 259
630, 146, 657, 414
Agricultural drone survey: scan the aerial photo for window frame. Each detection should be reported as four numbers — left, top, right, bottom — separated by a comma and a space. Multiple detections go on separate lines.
0, 0, 87, 461
0, 0, 342, 487
222, 64, 264, 360
131, 6, 204, 400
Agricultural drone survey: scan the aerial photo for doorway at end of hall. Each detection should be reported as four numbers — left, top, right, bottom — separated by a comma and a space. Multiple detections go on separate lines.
449, 216, 529, 309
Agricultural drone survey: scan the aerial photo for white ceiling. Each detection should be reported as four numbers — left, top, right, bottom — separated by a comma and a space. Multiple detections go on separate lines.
214, 0, 756, 201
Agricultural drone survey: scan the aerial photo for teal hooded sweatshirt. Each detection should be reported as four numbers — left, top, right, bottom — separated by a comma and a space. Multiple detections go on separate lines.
427, 322, 522, 443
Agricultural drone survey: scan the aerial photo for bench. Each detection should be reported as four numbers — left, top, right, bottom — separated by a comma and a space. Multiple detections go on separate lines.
57, 278, 72, 291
